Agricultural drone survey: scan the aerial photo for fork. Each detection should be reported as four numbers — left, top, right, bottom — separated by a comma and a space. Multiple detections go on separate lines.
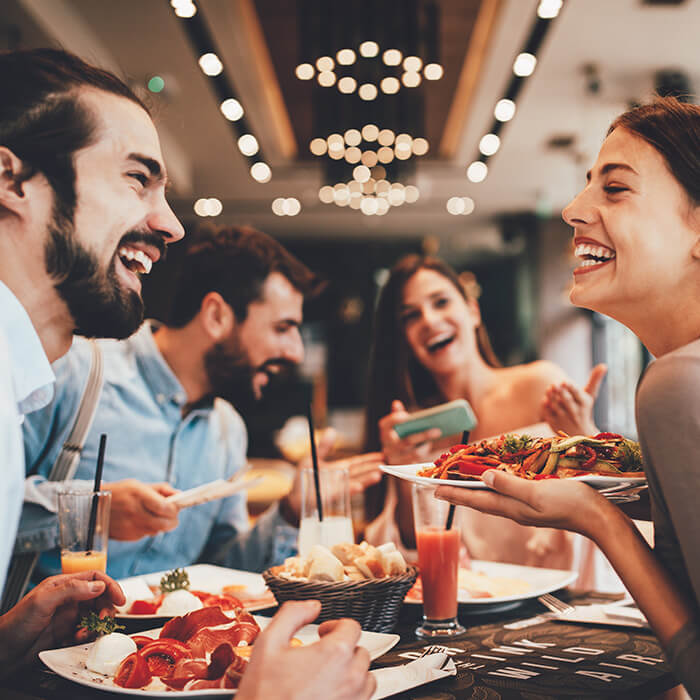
418, 644, 449, 658
538, 593, 576, 616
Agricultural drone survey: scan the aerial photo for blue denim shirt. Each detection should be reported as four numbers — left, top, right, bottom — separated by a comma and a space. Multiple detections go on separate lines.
21, 323, 298, 579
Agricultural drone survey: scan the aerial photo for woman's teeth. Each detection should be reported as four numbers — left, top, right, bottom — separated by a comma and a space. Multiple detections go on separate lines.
574, 243, 616, 263
427, 334, 455, 352
118, 246, 153, 274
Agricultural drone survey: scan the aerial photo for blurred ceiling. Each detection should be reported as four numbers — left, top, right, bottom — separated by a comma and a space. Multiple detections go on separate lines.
3, 0, 699, 249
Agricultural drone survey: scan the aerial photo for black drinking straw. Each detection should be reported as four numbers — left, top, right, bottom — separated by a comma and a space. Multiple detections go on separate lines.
86, 434, 107, 552
445, 430, 471, 530
306, 404, 324, 522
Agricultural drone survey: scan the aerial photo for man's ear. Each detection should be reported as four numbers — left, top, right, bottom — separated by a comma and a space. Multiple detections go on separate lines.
199, 291, 235, 342
0, 147, 31, 207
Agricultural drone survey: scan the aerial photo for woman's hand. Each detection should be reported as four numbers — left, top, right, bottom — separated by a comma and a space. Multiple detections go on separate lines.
434, 469, 612, 539
378, 400, 441, 465
540, 364, 606, 436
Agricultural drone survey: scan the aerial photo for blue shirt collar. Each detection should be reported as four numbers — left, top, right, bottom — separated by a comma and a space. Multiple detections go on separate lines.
128, 321, 189, 408
0, 281, 55, 416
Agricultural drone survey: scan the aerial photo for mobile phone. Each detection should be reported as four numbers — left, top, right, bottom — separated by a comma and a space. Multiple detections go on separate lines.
394, 399, 477, 439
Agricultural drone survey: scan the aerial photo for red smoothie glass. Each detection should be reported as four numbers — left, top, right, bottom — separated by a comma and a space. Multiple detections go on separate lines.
412, 483, 465, 639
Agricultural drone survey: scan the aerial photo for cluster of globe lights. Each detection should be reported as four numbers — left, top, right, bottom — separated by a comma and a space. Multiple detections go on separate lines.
310, 125, 429, 166
295, 42, 443, 99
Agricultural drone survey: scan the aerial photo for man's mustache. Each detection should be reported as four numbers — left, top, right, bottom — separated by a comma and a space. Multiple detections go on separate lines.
256, 358, 296, 376
118, 230, 168, 260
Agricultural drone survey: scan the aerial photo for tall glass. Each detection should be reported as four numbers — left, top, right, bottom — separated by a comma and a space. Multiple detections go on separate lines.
298, 466, 353, 556
412, 483, 465, 639
58, 489, 111, 574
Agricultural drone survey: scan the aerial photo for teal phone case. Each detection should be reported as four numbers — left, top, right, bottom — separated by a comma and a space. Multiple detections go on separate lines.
394, 400, 477, 439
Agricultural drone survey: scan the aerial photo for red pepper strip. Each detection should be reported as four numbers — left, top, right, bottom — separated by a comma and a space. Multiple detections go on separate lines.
579, 445, 597, 468
138, 638, 192, 677
533, 473, 560, 480
457, 461, 492, 477
131, 635, 156, 649
594, 432, 623, 440
114, 652, 153, 689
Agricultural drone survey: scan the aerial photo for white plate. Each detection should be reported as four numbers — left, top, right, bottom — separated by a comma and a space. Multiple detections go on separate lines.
116, 565, 276, 619
380, 463, 646, 490
404, 560, 577, 607
39, 616, 400, 697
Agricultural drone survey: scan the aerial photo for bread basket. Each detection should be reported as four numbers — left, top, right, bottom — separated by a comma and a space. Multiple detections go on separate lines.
262, 566, 418, 633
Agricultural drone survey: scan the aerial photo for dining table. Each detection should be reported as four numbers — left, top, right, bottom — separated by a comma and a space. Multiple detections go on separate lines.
0, 590, 679, 700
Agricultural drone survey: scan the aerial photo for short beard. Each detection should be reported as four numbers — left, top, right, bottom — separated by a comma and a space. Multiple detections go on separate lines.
204, 334, 258, 405
44, 203, 144, 339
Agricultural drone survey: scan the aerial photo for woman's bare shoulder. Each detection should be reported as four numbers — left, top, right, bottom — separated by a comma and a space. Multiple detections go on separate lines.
496, 360, 568, 389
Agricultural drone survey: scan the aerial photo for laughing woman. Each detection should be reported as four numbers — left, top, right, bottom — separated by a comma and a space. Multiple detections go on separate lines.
435, 96, 700, 696
363, 255, 616, 590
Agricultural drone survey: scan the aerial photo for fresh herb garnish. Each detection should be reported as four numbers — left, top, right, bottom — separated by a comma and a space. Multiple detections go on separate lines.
79, 611, 125, 636
615, 439, 644, 472
501, 434, 533, 453
160, 567, 190, 593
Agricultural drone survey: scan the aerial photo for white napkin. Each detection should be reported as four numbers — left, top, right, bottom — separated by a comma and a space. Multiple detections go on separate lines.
370, 653, 457, 699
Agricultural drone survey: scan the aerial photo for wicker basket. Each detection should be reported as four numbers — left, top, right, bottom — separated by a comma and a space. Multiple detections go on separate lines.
262, 566, 418, 633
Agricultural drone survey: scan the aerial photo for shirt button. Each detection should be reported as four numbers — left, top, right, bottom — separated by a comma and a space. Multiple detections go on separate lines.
156, 393, 165, 404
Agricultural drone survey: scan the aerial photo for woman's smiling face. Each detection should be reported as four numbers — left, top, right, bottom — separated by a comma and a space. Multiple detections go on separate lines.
563, 127, 700, 324
400, 268, 480, 375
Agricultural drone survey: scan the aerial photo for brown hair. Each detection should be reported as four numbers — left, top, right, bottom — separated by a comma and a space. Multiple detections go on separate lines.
363, 254, 500, 451
609, 96, 700, 206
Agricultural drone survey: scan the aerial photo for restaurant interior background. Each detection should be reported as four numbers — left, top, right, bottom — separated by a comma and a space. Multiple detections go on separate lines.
3, 0, 696, 456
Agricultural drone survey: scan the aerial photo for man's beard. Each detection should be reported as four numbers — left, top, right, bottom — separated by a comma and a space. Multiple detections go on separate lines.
204, 332, 294, 406
44, 203, 161, 339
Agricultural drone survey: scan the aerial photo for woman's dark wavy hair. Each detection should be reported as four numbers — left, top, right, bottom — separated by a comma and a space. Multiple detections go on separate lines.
609, 95, 700, 207
363, 255, 500, 451
0, 48, 146, 220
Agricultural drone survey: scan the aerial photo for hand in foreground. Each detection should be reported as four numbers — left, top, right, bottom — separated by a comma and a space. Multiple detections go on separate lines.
435, 469, 610, 538
236, 601, 375, 700
540, 364, 606, 437
105, 479, 180, 540
379, 400, 441, 465
0, 571, 125, 673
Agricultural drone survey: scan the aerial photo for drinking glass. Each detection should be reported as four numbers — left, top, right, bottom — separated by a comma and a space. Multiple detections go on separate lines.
412, 483, 465, 639
57, 489, 111, 574
298, 466, 353, 556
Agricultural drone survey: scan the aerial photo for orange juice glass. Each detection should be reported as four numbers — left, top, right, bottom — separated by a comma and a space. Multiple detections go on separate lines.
57, 490, 111, 574
412, 483, 465, 639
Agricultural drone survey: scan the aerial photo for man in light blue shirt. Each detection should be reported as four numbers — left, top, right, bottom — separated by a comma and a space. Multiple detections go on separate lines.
23, 227, 321, 579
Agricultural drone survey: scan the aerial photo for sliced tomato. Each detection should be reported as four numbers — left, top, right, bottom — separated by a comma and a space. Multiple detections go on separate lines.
114, 652, 152, 689
138, 638, 192, 677
129, 599, 160, 615
131, 635, 157, 649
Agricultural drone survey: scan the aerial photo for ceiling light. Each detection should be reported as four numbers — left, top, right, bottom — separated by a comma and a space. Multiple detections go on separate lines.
238, 134, 259, 156
479, 133, 501, 156
447, 197, 465, 215
404, 185, 420, 203
319, 186, 334, 203
328, 148, 345, 160
344, 147, 362, 163
193, 198, 209, 217
250, 162, 271, 183
344, 129, 362, 146
380, 77, 400, 94
412, 138, 429, 156
359, 41, 379, 58
513, 52, 537, 77
462, 197, 475, 215
371, 165, 386, 180
336, 48, 356, 65
376, 180, 390, 195
205, 197, 222, 216
353, 165, 371, 183
362, 178, 376, 194
383, 49, 402, 66
423, 63, 444, 80
377, 146, 394, 163
403, 56, 422, 72
361, 124, 379, 141
401, 72, 421, 88
388, 188, 405, 206
494, 98, 516, 122
316, 56, 334, 72
338, 76, 357, 94
359, 83, 378, 100
395, 147, 412, 161
537, 0, 563, 19
361, 150, 378, 167
198, 53, 223, 76
272, 198, 286, 216
284, 198, 301, 216
173, 1, 196, 18
361, 197, 378, 215
376, 198, 389, 215
327, 133, 344, 149
378, 129, 395, 146
348, 181, 362, 194
295, 63, 314, 80
349, 197, 362, 210
318, 71, 336, 87
220, 98, 244, 121
467, 161, 488, 183
310, 138, 327, 156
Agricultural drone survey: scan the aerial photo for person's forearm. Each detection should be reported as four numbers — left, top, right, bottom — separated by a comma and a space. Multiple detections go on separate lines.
589, 502, 692, 646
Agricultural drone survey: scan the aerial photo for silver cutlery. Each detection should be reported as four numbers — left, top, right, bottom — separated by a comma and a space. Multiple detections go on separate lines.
537, 593, 576, 616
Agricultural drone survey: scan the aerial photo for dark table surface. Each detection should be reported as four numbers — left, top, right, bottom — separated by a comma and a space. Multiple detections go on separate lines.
0, 591, 678, 700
